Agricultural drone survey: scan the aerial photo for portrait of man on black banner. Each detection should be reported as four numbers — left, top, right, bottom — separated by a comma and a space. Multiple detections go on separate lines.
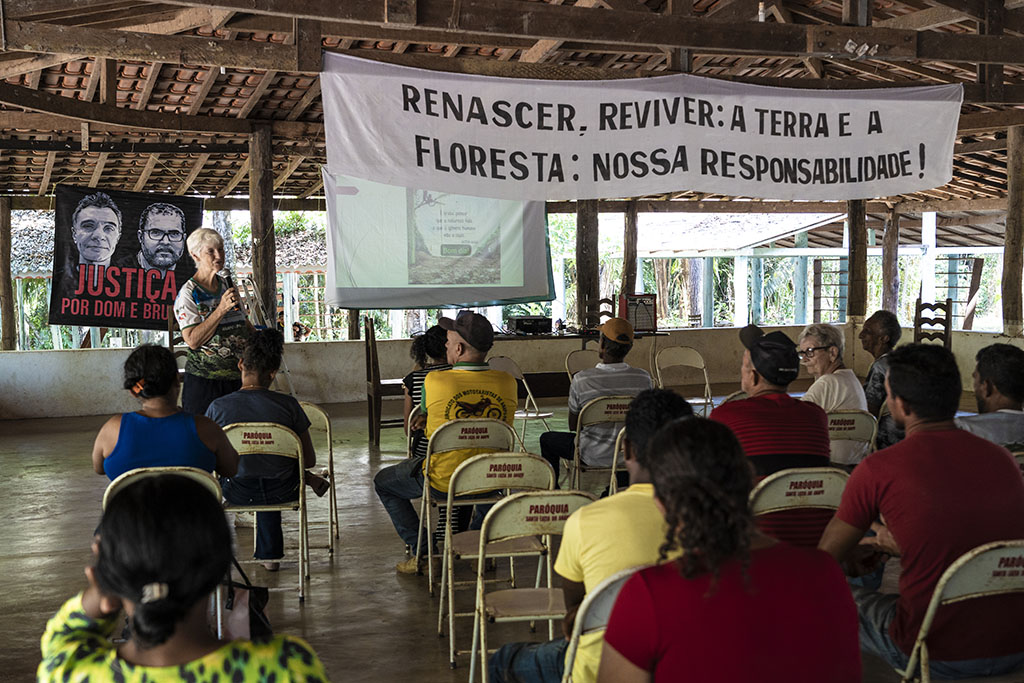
49, 185, 203, 331
70, 192, 122, 270
117, 202, 187, 275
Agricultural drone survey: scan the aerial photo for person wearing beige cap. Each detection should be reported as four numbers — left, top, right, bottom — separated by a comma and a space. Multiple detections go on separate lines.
540, 317, 652, 487
374, 310, 518, 573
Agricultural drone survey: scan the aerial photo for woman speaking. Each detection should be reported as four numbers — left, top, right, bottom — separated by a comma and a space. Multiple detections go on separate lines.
173, 227, 252, 415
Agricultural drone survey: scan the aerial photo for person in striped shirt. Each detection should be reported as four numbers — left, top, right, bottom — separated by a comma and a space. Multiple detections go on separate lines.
540, 318, 652, 486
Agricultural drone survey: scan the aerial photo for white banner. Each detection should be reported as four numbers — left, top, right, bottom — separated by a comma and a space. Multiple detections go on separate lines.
322, 169, 553, 309
322, 52, 963, 202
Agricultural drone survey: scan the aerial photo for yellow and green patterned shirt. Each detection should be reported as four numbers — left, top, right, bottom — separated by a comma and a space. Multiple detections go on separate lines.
38, 593, 329, 682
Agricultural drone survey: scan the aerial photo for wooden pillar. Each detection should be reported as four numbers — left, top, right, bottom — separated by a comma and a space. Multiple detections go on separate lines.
347, 309, 361, 340
750, 257, 763, 324
621, 200, 638, 298
248, 125, 276, 322
1004, 125, 1024, 336
847, 199, 867, 320
733, 256, 749, 326
882, 209, 900, 312
576, 199, 599, 328
794, 232, 808, 324
0, 197, 12, 350
702, 257, 714, 327
921, 212, 937, 303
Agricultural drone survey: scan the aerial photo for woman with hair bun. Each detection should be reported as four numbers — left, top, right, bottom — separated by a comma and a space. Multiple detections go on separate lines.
597, 418, 860, 683
38, 473, 327, 681
404, 324, 452, 459
206, 328, 324, 571
91, 344, 238, 480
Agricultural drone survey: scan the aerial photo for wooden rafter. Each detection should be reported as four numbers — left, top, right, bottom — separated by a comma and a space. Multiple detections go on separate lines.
273, 156, 306, 190
133, 154, 160, 192
38, 151, 56, 196
176, 153, 211, 194
88, 152, 109, 187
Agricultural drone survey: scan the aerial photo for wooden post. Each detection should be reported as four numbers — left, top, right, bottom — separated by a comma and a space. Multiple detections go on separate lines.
733, 256, 749, 326
621, 199, 638, 297
248, 125, 277, 322
847, 199, 867, 320
813, 259, 823, 323
576, 199, 599, 328
882, 209, 900, 312
347, 309, 361, 340
921, 212, 937, 303
1003, 125, 1024, 336
794, 232, 808, 324
0, 197, 12, 350
750, 257, 763, 324
702, 257, 714, 327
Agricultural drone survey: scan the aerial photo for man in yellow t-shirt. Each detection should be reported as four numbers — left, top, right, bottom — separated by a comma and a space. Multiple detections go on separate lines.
374, 310, 516, 574
488, 389, 693, 683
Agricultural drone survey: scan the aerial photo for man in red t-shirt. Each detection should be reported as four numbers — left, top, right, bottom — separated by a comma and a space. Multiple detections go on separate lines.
820, 343, 1024, 679
709, 324, 830, 478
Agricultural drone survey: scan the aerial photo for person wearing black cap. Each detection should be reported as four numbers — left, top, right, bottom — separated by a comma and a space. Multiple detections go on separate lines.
709, 324, 831, 479
539, 317, 653, 487
373, 310, 517, 574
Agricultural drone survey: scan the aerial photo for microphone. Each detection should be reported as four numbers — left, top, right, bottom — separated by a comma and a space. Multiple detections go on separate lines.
217, 268, 235, 290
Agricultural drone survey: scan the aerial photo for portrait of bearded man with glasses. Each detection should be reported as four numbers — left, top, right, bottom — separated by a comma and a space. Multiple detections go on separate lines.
126, 203, 187, 275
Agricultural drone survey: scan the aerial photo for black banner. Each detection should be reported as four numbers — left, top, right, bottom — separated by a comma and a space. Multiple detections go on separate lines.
48, 186, 204, 330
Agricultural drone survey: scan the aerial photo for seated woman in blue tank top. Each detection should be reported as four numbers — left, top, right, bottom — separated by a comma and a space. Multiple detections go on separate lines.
92, 345, 239, 481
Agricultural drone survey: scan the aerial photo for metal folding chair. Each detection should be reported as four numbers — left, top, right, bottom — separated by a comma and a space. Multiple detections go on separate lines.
607, 427, 627, 496
416, 418, 518, 594
655, 345, 713, 416
749, 467, 849, 548
565, 349, 600, 380
438, 452, 555, 669
896, 540, 1024, 683
223, 422, 310, 602
561, 565, 649, 683
826, 409, 878, 462
566, 396, 633, 491
300, 401, 338, 554
488, 355, 553, 444
470, 490, 597, 683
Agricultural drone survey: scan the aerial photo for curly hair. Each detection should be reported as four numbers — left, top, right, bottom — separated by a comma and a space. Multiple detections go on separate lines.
410, 324, 448, 368
647, 417, 755, 586
625, 389, 693, 470
240, 327, 284, 380
868, 309, 902, 347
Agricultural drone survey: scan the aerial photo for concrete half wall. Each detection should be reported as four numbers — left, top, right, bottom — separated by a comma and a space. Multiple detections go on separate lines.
2, 325, 1022, 420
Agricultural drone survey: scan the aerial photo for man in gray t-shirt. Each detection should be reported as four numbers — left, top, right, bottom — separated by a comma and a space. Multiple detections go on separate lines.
956, 343, 1024, 451
540, 318, 652, 485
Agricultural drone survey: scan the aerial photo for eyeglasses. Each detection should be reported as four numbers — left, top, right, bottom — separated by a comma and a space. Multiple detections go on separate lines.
143, 229, 185, 242
798, 345, 832, 359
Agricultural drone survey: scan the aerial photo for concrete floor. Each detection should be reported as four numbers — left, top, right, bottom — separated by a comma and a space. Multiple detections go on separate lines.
1, 398, 901, 682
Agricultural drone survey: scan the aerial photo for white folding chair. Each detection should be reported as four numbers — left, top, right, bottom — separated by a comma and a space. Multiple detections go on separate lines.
300, 401, 338, 555
826, 409, 878, 463
223, 422, 310, 602
416, 418, 518, 594
488, 356, 554, 444
749, 467, 849, 548
896, 540, 1024, 683
655, 346, 713, 416
103, 466, 222, 510
561, 565, 649, 683
438, 452, 555, 669
607, 427, 627, 495
565, 349, 600, 380
471, 490, 597, 683
102, 467, 227, 635
567, 396, 633, 491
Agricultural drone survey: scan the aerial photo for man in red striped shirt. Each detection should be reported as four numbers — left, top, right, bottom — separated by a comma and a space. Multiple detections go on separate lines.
709, 325, 832, 548
710, 325, 830, 477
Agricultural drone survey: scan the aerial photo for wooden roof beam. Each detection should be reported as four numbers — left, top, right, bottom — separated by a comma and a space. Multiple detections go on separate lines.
273, 156, 305, 190
176, 153, 210, 194
133, 154, 160, 192
38, 151, 55, 196
88, 152, 109, 187
4, 20, 305, 72
135, 61, 164, 110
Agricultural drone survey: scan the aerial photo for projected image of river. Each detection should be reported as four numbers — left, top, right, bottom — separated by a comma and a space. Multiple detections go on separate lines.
408, 190, 501, 285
